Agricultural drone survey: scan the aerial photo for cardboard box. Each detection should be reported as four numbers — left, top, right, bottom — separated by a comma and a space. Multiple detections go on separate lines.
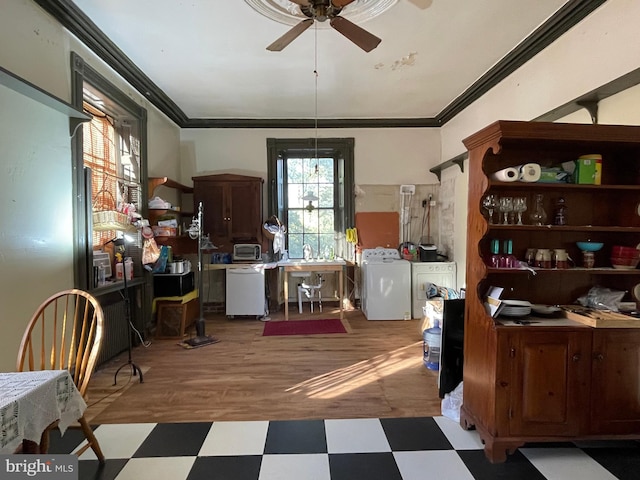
538, 168, 570, 183
574, 156, 600, 184
152, 226, 177, 237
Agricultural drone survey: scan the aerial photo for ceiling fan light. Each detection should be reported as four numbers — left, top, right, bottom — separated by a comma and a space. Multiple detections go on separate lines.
246, 0, 397, 27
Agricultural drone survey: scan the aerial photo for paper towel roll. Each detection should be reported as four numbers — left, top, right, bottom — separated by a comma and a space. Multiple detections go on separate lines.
491, 167, 519, 182
518, 163, 542, 182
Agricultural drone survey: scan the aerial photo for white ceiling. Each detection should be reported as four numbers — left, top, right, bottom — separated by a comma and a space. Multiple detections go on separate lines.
68, 0, 573, 122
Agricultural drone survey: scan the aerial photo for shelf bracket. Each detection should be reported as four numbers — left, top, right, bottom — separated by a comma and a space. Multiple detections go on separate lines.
429, 153, 466, 182
576, 99, 599, 124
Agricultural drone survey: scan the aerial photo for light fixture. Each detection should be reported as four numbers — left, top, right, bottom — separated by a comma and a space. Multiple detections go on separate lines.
245, 0, 397, 26
302, 191, 319, 212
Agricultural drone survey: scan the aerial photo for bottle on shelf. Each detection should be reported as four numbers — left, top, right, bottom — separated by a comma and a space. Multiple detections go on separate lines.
530, 193, 548, 226
553, 197, 567, 226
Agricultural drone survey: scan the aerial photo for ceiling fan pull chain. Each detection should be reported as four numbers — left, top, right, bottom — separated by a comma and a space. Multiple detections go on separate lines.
314, 21, 319, 161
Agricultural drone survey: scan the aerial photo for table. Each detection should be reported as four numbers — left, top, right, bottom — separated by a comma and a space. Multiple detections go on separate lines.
280, 260, 346, 321
0, 370, 87, 454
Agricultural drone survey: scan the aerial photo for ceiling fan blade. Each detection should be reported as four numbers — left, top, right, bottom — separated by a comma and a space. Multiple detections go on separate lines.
267, 18, 314, 51
331, 0, 358, 7
329, 16, 381, 52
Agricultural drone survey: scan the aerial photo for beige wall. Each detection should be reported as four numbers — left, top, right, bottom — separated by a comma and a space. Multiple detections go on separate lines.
0, 0, 180, 371
180, 127, 442, 184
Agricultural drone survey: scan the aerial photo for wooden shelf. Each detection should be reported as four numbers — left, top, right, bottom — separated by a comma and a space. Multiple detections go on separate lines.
148, 177, 193, 199
489, 181, 640, 191
486, 267, 639, 274
486, 225, 640, 233
147, 177, 195, 255
148, 208, 193, 216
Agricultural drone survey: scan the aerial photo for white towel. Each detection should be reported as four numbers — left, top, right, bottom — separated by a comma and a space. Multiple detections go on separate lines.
491, 167, 519, 182
518, 163, 542, 182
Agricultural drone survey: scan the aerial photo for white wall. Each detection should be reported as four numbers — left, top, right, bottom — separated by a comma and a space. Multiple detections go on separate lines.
441, 0, 640, 160
0, 0, 180, 372
180, 127, 442, 186
0, 85, 75, 371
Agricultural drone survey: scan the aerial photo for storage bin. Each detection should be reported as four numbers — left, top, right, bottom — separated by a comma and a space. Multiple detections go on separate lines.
156, 297, 199, 338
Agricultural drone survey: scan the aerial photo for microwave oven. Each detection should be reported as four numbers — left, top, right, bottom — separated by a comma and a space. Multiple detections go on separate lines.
232, 243, 262, 263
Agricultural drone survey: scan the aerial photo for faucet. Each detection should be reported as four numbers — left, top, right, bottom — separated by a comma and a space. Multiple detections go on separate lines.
303, 244, 313, 260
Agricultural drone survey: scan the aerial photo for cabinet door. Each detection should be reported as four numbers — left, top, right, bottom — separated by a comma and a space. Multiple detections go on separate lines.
590, 329, 640, 434
508, 330, 591, 436
228, 181, 261, 242
194, 182, 226, 241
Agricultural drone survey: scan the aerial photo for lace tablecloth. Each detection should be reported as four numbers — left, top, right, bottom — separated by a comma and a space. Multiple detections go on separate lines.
0, 370, 87, 454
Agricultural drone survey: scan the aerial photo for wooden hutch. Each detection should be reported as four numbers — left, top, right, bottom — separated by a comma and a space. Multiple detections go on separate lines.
462, 120, 640, 462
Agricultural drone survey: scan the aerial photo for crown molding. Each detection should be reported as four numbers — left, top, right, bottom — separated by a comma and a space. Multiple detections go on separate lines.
182, 117, 440, 129
34, 0, 607, 129
436, 0, 607, 124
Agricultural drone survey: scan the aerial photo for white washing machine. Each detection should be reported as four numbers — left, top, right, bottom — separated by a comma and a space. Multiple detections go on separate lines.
411, 262, 457, 319
361, 248, 412, 320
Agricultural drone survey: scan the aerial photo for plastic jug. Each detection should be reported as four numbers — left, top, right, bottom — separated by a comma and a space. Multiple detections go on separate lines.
423, 320, 442, 371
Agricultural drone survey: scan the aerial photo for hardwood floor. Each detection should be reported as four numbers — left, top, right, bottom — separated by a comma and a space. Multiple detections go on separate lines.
84, 304, 443, 424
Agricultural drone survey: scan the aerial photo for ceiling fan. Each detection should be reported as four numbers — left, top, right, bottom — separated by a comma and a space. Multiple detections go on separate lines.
266, 0, 382, 52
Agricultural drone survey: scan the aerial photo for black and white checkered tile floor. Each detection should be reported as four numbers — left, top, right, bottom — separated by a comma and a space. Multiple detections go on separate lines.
49, 416, 638, 480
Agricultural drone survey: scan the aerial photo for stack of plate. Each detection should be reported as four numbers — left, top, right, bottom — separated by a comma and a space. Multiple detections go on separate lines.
531, 304, 562, 316
500, 300, 532, 317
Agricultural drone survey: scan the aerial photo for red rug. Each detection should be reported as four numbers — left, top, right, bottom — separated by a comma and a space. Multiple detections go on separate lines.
263, 319, 347, 336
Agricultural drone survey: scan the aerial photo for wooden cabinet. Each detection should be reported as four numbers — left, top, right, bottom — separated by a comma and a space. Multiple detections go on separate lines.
193, 174, 263, 252
147, 177, 195, 254
590, 329, 640, 434
505, 329, 591, 438
461, 120, 640, 463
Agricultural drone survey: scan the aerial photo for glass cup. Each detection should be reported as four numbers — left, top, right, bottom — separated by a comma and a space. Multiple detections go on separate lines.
482, 194, 498, 224
499, 197, 513, 225
553, 248, 569, 269
583, 251, 595, 268
513, 197, 527, 225
525, 248, 537, 266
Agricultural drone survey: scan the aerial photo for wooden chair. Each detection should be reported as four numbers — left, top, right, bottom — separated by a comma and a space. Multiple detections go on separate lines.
16, 288, 105, 463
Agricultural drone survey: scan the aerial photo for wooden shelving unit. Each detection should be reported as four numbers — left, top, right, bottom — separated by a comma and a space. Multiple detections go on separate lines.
148, 177, 195, 255
461, 120, 640, 463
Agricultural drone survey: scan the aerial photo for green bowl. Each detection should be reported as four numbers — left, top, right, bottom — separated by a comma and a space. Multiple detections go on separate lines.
576, 241, 604, 252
